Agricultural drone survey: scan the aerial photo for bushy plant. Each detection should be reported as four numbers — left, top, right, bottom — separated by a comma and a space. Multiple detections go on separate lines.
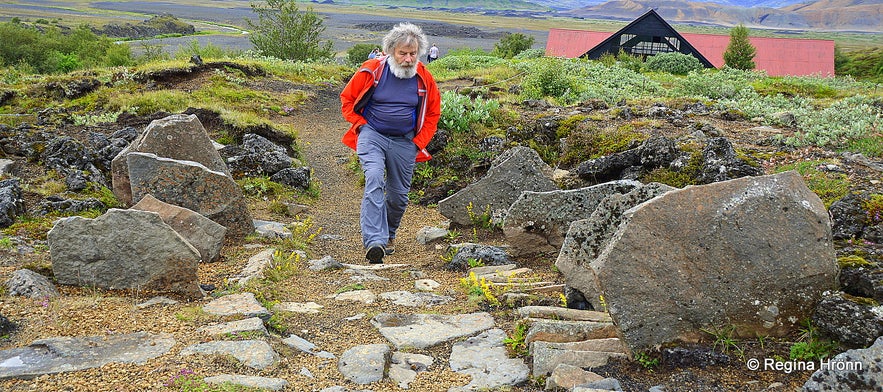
439, 90, 500, 134
513, 48, 544, 60
674, 68, 757, 100
246, 0, 333, 61
518, 57, 582, 103
345, 43, 376, 65
491, 32, 534, 59
723, 24, 756, 70
0, 22, 134, 74
645, 52, 704, 75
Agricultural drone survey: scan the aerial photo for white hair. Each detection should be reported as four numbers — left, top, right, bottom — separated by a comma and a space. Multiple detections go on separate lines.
382, 22, 428, 58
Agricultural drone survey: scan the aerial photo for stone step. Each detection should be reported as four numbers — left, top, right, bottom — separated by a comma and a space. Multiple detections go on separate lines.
525, 318, 618, 344
517, 306, 613, 322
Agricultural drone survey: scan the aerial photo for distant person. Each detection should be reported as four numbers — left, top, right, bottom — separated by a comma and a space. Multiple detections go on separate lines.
367, 48, 380, 59
340, 22, 441, 264
427, 43, 439, 63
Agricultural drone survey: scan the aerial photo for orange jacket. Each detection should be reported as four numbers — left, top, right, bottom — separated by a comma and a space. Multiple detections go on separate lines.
340, 56, 441, 162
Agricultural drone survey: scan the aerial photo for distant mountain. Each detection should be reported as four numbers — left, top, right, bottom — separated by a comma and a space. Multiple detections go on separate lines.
527, 0, 808, 7
563, 0, 883, 32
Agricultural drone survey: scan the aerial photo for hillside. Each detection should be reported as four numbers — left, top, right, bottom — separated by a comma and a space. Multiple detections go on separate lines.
565, 0, 883, 32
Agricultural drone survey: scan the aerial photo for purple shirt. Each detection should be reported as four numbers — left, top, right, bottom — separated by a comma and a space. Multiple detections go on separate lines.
364, 63, 418, 136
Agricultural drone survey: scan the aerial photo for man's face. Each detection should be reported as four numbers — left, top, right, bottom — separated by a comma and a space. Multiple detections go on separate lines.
393, 42, 419, 68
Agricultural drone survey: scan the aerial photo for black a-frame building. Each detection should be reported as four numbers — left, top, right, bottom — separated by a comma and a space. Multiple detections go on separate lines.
581, 9, 715, 68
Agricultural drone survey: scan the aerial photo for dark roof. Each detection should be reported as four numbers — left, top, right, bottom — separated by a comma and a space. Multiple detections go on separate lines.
582, 9, 715, 68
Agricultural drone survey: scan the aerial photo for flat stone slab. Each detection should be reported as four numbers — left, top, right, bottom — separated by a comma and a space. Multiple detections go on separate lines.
202, 292, 270, 319
179, 340, 278, 370
371, 312, 496, 349
338, 344, 390, 384
517, 306, 613, 322
197, 317, 268, 338
204, 374, 288, 391
525, 319, 618, 344
448, 328, 530, 392
0, 332, 175, 380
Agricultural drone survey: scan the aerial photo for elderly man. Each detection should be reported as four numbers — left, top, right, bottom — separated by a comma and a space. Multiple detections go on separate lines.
340, 22, 441, 264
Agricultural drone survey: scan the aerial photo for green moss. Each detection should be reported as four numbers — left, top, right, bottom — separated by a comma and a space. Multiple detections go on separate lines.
863, 194, 883, 225
774, 160, 850, 208
556, 114, 587, 138
842, 293, 879, 307
837, 255, 874, 269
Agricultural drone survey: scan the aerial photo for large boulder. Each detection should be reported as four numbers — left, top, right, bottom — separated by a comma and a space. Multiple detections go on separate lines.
556, 182, 675, 310
591, 171, 838, 352
112, 114, 228, 206
802, 336, 883, 392
48, 208, 202, 298
131, 194, 226, 262
126, 152, 253, 242
502, 180, 640, 256
438, 146, 557, 226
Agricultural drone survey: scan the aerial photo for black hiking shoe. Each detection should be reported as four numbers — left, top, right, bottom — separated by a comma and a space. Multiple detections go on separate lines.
385, 238, 395, 255
366, 245, 385, 264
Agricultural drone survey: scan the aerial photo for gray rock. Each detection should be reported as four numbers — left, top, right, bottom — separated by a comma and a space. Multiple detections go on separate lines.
516, 306, 612, 322
48, 209, 202, 298
0, 179, 24, 228
202, 292, 271, 320
575, 149, 641, 183
445, 243, 511, 271
416, 226, 448, 245
389, 352, 433, 389
556, 182, 674, 310
0, 332, 175, 380
5, 269, 59, 299
525, 319, 619, 345
270, 166, 310, 189
127, 152, 253, 241
180, 340, 278, 370
35, 196, 105, 216
371, 312, 496, 349
545, 363, 605, 391
309, 255, 343, 271
40, 137, 106, 187
812, 292, 883, 349
448, 328, 530, 392
112, 114, 228, 206
197, 317, 268, 338
697, 137, 762, 184
802, 336, 883, 392
253, 219, 292, 239
829, 193, 870, 240
131, 194, 225, 262
594, 171, 838, 352
379, 291, 453, 307
338, 344, 390, 384
503, 181, 640, 256
282, 334, 336, 359
204, 375, 288, 391
231, 248, 275, 285
531, 340, 628, 375
438, 146, 557, 226
223, 133, 293, 177
577, 378, 624, 391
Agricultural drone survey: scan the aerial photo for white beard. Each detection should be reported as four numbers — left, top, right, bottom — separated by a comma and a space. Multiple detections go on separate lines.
388, 57, 418, 79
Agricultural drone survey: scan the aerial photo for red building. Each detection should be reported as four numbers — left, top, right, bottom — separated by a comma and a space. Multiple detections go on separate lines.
545, 10, 835, 77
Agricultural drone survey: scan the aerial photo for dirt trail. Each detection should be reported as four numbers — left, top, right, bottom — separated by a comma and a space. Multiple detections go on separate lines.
287, 85, 449, 264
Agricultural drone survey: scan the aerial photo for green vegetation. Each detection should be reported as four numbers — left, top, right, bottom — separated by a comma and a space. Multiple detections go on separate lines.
0, 21, 133, 74
491, 32, 535, 59
774, 161, 850, 207
346, 43, 377, 65
645, 52, 705, 75
635, 351, 660, 370
835, 46, 883, 82
503, 322, 529, 357
246, 0, 333, 61
723, 24, 757, 71
790, 321, 836, 361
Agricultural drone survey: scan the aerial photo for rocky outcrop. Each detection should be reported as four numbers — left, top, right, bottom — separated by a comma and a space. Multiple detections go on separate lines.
48, 209, 202, 298
556, 182, 675, 310
127, 152, 252, 242
438, 146, 557, 226
502, 180, 640, 256
112, 114, 229, 207
131, 194, 226, 263
588, 171, 838, 352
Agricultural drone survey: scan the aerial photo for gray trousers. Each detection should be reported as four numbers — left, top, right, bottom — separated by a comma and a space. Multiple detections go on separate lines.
356, 125, 417, 248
